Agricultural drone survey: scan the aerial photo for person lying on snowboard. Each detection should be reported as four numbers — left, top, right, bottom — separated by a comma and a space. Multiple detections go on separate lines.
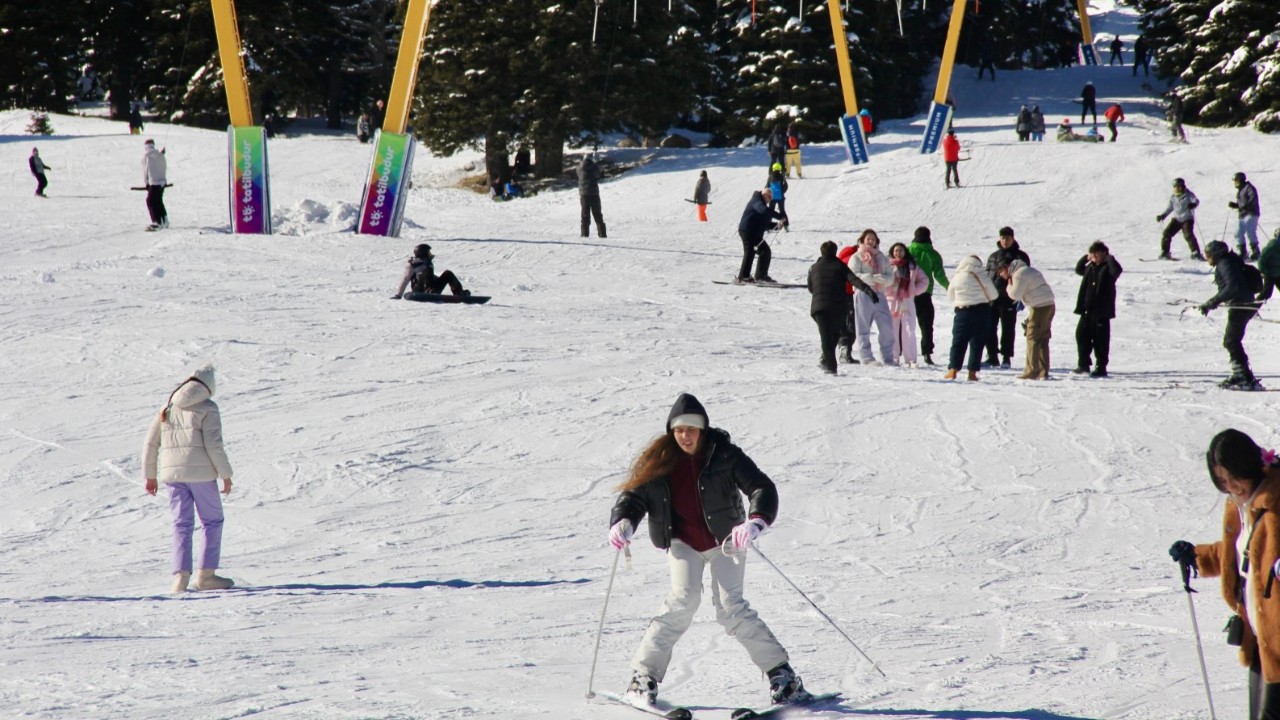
391, 244, 470, 299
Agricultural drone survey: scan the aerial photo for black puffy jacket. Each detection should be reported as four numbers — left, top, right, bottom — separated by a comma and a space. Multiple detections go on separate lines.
609, 428, 779, 550
986, 241, 1030, 301
808, 255, 871, 314
1206, 250, 1256, 309
1074, 254, 1123, 318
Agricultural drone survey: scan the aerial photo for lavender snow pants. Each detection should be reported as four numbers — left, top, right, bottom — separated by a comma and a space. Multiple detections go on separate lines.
168, 481, 223, 574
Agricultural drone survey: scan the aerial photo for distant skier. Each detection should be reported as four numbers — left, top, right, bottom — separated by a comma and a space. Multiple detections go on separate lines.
977, 36, 996, 80
607, 393, 809, 708
370, 99, 386, 130
1080, 81, 1097, 125
1198, 241, 1261, 389
1015, 105, 1031, 142
142, 138, 169, 230
1229, 172, 1261, 260
1029, 106, 1046, 141
693, 170, 710, 222
908, 226, 949, 366
1108, 37, 1123, 65
1103, 104, 1125, 142
1132, 35, 1150, 76
808, 241, 874, 375
1156, 178, 1203, 261
984, 227, 1030, 369
767, 125, 787, 169
858, 109, 874, 140
28, 147, 50, 197
356, 113, 372, 143
767, 163, 789, 228
1072, 241, 1122, 379
1001, 259, 1055, 380
942, 129, 961, 188
391, 244, 470, 299
784, 125, 802, 178
736, 187, 786, 283
128, 104, 144, 135
1167, 95, 1187, 143
578, 153, 607, 238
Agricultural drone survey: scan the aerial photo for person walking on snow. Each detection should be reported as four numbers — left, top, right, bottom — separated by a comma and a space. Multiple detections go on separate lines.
909, 226, 949, 366
849, 229, 896, 365
1169, 429, 1280, 719
693, 170, 711, 223
1230, 172, 1262, 261
1167, 94, 1187, 143
1108, 36, 1123, 66
142, 138, 168, 230
808, 241, 875, 375
142, 363, 235, 593
578, 153, 607, 238
767, 125, 788, 170
28, 147, 50, 197
1103, 103, 1125, 142
1199, 241, 1262, 389
885, 243, 930, 367
1001, 259, 1055, 380
1015, 105, 1031, 142
736, 187, 787, 283
945, 255, 997, 381
1157, 177, 1204, 260
942, 129, 961, 189
1080, 81, 1097, 125
1072, 241, 1122, 378
391, 244, 470, 299
1132, 36, 1150, 76
608, 393, 808, 708
1029, 106, 1046, 142
784, 125, 802, 178
984, 227, 1031, 368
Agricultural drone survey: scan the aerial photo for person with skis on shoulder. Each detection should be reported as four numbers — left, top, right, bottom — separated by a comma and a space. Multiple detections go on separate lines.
1029, 105, 1046, 141
391, 244, 471, 299
693, 170, 711, 222
945, 255, 997, 381
1199, 241, 1262, 390
809, 241, 875, 375
848, 229, 895, 365
767, 163, 789, 229
886, 243, 930, 367
942, 129, 961, 188
736, 186, 786, 284
1169, 429, 1280, 718
1072, 241, 1122, 378
1103, 103, 1125, 142
608, 393, 808, 708
784, 125, 802, 178
984, 227, 1031, 369
909, 226, 949, 366
142, 363, 235, 593
578, 152, 607, 238
28, 147, 50, 197
142, 138, 169, 230
1080, 81, 1097, 125
1230, 172, 1262, 261
1000, 259, 1055, 380
1157, 177, 1204, 261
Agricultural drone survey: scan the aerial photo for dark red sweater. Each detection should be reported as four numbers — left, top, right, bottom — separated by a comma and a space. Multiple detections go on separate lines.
670, 452, 717, 551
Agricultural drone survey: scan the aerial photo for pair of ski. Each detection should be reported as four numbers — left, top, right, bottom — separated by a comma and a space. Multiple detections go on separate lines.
599, 689, 841, 720
712, 279, 805, 290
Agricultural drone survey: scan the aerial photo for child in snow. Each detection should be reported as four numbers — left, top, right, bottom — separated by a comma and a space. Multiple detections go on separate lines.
1198, 241, 1261, 389
849, 230, 896, 365
885, 243, 929, 367
693, 170, 710, 222
608, 393, 808, 708
143, 364, 235, 593
945, 255, 997, 381
767, 163, 789, 228
28, 147, 50, 197
392, 244, 470, 299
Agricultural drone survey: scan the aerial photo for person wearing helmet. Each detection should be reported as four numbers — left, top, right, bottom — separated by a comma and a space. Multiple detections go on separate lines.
767, 162, 789, 229
1198, 241, 1261, 389
1156, 178, 1203, 261
1229, 172, 1262, 260
391, 244, 470, 299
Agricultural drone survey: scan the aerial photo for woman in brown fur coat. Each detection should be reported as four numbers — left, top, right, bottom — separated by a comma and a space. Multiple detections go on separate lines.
1170, 429, 1280, 720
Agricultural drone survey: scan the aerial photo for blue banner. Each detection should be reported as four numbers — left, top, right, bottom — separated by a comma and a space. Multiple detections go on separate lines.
838, 115, 869, 165
1078, 43, 1098, 66
919, 102, 953, 155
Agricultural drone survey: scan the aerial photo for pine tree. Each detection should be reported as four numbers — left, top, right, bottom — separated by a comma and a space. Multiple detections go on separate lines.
1179, 0, 1280, 128
0, 0, 84, 113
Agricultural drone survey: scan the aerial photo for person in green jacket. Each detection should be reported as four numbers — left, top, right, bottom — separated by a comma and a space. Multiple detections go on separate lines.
1259, 228, 1280, 301
908, 226, 950, 366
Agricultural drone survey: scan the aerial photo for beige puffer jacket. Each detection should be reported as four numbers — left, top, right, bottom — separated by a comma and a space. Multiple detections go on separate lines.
142, 368, 233, 483
1006, 259, 1056, 309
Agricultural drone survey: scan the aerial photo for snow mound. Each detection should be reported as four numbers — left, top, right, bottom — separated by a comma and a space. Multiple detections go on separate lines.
147, 267, 165, 278
38, 272, 54, 284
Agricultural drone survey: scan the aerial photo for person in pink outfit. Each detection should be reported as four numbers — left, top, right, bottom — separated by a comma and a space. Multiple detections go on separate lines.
885, 243, 930, 366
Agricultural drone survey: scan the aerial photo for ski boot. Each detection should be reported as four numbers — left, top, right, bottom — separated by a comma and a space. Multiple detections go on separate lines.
625, 673, 659, 706
767, 663, 809, 705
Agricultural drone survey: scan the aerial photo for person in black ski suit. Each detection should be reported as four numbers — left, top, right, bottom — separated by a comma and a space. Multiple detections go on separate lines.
737, 187, 787, 283
1132, 36, 1150, 76
1199, 241, 1261, 389
1108, 37, 1123, 66
607, 393, 807, 708
578, 153, 606, 238
766, 125, 788, 171
391, 244, 469, 299
808, 241, 875, 375
1072, 241, 1122, 378
29, 147, 50, 197
985, 227, 1031, 368
1080, 81, 1097, 125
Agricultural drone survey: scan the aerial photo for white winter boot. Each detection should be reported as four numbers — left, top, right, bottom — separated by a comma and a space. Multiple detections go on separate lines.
194, 569, 234, 591
171, 572, 191, 593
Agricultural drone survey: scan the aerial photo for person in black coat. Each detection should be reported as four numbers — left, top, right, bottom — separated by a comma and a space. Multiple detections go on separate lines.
766, 125, 787, 170
1072, 241, 1123, 378
28, 147, 51, 197
984, 227, 1031, 368
1199, 241, 1261, 389
737, 188, 787, 283
1081, 81, 1097, 125
808, 241, 875, 375
578, 153, 607, 238
1132, 36, 1150, 76
607, 393, 806, 707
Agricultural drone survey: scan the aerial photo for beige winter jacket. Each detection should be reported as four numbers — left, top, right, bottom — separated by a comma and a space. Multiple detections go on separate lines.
946, 255, 998, 308
142, 379, 233, 483
1006, 260, 1056, 309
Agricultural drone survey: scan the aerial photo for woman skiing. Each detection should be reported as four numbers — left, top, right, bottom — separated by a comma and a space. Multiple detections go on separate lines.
608, 393, 806, 708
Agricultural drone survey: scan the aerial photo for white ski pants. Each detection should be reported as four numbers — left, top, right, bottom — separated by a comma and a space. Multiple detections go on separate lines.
855, 291, 896, 364
631, 539, 788, 681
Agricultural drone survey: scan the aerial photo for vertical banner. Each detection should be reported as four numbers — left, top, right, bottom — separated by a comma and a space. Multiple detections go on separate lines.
1075, 0, 1097, 65
1078, 44, 1099, 66
357, 130, 416, 237
826, 0, 868, 165
227, 126, 271, 234
838, 115, 870, 165
922, 0, 967, 154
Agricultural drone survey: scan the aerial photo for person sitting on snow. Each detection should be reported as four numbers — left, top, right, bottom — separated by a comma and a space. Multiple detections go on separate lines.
392, 244, 470, 299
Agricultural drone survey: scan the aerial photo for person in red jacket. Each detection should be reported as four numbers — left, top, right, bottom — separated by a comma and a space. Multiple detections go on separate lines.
1103, 103, 1125, 142
942, 129, 961, 188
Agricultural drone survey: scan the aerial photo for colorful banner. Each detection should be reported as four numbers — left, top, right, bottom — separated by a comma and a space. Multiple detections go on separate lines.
838, 115, 869, 165
357, 130, 416, 237
919, 102, 954, 155
227, 125, 271, 234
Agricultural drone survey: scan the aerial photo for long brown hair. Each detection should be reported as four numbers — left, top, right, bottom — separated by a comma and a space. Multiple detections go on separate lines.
618, 432, 690, 492
856, 228, 880, 247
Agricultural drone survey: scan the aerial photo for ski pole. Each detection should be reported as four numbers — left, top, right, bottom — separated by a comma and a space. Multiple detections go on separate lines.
1220, 214, 1230, 242
585, 545, 628, 699
1179, 559, 1219, 720
750, 544, 886, 677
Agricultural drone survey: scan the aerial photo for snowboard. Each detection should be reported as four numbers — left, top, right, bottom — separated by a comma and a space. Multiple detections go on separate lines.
731, 691, 842, 719
401, 291, 490, 305
712, 279, 805, 289
130, 184, 174, 190
597, 690, 694, 720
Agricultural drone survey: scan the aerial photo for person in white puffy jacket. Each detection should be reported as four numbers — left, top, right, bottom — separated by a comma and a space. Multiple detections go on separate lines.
848, 229, 896, 365
1001, 259, 1056, 380
142, 139, 168, 230
143, 364, 235, 593
945, 255, 997, 380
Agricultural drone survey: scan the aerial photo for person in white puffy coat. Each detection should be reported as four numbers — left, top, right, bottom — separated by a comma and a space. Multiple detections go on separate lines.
885, 242, 930, 366
143, 364, 235, 592
848, 229, 896, 365
1002, 259, 1056, 380
945, 255, 998, 380
141, 139, 169, 229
